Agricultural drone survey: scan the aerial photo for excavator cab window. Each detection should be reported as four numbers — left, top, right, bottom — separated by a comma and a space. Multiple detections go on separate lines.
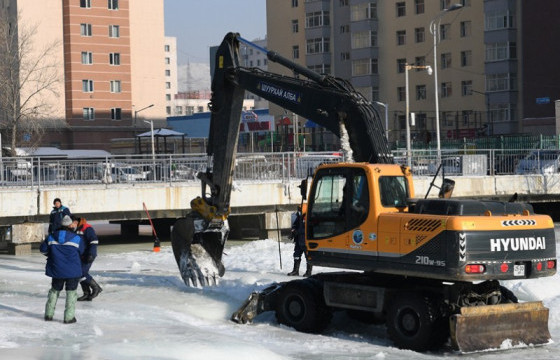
307, 168, 369, 239
379, 176, 409, 208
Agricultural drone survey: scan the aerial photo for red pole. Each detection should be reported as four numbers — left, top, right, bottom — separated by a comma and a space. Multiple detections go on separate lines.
143, 202, 160, 252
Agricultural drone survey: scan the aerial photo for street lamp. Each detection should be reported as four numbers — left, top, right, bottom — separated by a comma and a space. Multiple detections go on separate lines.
374, 101, 389, 142
430, 3, 463, 166
405, 63, 433, 168
143, 120, 156, 179
134, 104, 154, 128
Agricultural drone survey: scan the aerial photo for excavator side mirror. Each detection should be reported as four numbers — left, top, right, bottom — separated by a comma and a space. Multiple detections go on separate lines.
299, 179, 307, 200
438, 178, 455, 198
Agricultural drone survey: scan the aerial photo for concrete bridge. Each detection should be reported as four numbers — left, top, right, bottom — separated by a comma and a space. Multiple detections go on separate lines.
3, 173, 560, 254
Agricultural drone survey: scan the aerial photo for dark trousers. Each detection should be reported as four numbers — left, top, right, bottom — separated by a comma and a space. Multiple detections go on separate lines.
51, 277, 80, 291
293, 242, 306, 261
81, 262, 93, 283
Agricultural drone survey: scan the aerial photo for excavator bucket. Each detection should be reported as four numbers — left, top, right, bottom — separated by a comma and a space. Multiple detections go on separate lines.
450, 301, 551, 353
171, 216, 227, 287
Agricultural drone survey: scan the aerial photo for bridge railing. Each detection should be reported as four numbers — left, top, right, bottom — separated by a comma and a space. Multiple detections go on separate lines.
0, 149, 553, 187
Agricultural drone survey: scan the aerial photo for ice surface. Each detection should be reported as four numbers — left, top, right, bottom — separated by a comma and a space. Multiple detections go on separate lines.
1, 238, 559, 359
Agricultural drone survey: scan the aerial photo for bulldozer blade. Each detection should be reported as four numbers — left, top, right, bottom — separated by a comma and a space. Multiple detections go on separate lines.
450, 301, 551, 353
231, 291, 261, 324
171, 217, 227, 287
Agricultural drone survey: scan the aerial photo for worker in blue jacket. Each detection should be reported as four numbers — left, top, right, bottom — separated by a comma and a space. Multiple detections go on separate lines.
72, 216, 103, 301
40, 215, 85, 324
48, 198, 71, 234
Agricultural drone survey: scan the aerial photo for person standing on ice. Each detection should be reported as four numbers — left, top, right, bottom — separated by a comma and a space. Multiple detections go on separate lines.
287, 206, 312, 277
40, 215, 85, 323
48, 198, 71, 234
71, 216, 103, 301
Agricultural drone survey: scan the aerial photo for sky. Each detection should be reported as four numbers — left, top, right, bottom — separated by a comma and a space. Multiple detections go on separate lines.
164, 0, 267, 65
2, 235, 560, 359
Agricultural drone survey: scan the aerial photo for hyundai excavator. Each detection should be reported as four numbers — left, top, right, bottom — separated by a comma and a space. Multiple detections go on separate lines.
171, 33, 556, 353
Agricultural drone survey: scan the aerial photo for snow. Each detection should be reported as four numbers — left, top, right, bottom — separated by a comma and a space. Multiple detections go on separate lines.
1, 237, 560, 359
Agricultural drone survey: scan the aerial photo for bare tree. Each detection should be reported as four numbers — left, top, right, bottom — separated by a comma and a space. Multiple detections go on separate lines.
0, 10, 62, 156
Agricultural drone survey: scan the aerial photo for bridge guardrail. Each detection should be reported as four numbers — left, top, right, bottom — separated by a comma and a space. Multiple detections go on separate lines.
0, 149, 551, 188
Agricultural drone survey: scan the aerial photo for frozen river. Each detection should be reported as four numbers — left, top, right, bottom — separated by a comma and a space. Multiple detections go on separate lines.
0, 227, 559, 359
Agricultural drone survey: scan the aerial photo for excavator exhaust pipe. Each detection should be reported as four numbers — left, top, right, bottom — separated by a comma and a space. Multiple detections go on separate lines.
171, 216, 227, 287
450, 301, 551, 353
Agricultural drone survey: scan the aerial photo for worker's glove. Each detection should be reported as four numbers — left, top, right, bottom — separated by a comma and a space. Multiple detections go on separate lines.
289, 230, 295, 241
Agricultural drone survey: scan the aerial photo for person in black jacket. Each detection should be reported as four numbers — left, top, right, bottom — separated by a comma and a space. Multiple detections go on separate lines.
40, 215, 85, 323
287, 207, 312, 277
72, 216, 103, 301
48, 198, 71, 234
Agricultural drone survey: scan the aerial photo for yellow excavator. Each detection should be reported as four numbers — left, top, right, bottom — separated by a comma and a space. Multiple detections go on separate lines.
171, 33, 556, 353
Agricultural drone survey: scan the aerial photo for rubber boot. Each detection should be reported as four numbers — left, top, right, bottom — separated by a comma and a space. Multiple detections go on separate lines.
45, 288, 60, 321
64, 290, 78, 324
303, 264, 313, 277
77, 281, 91, 301
89, 278, 103, 300
287, 259, 301, 276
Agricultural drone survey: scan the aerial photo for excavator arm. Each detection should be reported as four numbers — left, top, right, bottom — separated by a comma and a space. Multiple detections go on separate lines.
171, 32, 392, 287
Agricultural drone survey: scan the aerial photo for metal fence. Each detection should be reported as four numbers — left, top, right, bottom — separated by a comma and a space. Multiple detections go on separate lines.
0, 149, 555, 187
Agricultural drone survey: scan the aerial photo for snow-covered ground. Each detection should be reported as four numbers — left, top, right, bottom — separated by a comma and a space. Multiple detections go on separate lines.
1, 236, 560, 359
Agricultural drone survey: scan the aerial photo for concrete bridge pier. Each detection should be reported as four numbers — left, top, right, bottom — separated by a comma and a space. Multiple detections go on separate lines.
1, 223, 44, 255
264, 211, 293, 241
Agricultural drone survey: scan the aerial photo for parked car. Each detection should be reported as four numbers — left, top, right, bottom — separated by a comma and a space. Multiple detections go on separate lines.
514, 150, 560, 174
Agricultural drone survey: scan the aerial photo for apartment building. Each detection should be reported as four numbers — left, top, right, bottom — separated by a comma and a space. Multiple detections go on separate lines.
1, 0, 166, 151
164, 36, 178, 116
266, 0, 560, 146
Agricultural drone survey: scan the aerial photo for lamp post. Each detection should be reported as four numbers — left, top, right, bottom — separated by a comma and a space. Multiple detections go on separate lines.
374, 101, 389, 142
405, 63, 433, 168
134, 104, 154, 128
430, 3, 463, 167
143, 120, 156, 179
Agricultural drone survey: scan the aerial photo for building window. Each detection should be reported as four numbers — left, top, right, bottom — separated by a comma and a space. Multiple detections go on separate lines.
415, 27, 425, 43
306, 38, 330, 54
109, 53, 120, 65
397, 58, 406, 73
186, 106, 194, 115
292, 19, 299, 33
166, 106, 171, 115
352, 58, 377, 76
460, 50, 472, 66
166, 94, 171, 101
396, 30, 406, 45
340, 52, 350, 61
397, 87, 406, 102
82, 79, 94, 93
486, 73, 516, 92
83, 107, 94, 120
108, 0, 118, 10
396, 2, 406, 17
486, 42, 516, 61
111, 108, 121, 120
460, 21, 471, 37
485, 10, 514, 30
441, 53, 451, 69
440, 0, 451, 10
165, 57, 170, 65
292, 45, 299, 59
351, 31, 377, 49
441, 82, 452, 97
80, 0, 91, 8
489, 104, 515, 122
292, 0, 298, 7
80, 23, 92, 36
416, 85, 427, 100
309, 64, 331, 75
81, 51, 92, 65
350, 2, 376, 21
165, 69, 171, 76
198, 106, 204, 113
164, 45, 170, 52
165, 82, 171, 89
461, 0, 471, 6
110, 80, 121, 93
340, 0, 348, 6
340, 24, 350, 33
461, 80, 472, 96
415, 56, 426, 70
109, 25, 120, 38
462, 110, 473, 126
306, 11, 330, 28
443, 111, 454, 127
440, 24, 450, 40
415, 0, 424, 14
175, 106, 183, 115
